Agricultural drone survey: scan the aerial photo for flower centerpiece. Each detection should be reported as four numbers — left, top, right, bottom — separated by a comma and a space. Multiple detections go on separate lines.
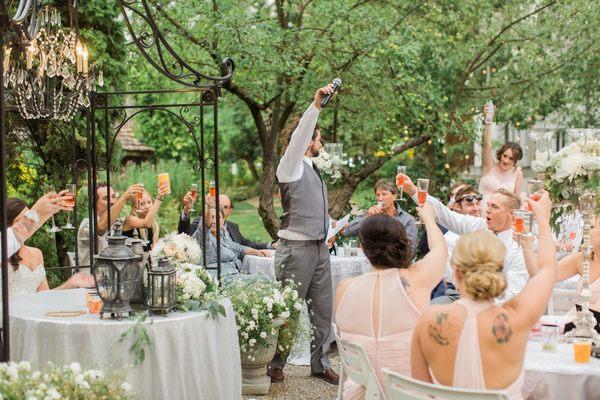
175, 263, 224, 318
533, 141, 600, 204
152, 232, 202, 266
222, 275, 309, 395
0, 361, 134, 399
312, 149, 344, 182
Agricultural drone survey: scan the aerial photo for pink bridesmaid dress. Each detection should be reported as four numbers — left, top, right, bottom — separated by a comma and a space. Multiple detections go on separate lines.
335, 268, 421, 399
479, 165, 519, 212
431, 298, 524, 399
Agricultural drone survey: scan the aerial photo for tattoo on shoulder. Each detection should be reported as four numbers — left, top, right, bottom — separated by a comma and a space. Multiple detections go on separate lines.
428, 312, 451, 346
492, 313, 513, 344
400, 276, 410, 290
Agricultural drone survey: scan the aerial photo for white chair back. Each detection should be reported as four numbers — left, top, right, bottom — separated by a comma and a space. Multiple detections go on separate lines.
332, 323, 385, 400
383, 368, 509, 400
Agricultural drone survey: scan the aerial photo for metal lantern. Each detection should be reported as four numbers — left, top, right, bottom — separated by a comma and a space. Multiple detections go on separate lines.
129, 229, 149, 310
92, 220, 142, 319
147, 257, 177, 316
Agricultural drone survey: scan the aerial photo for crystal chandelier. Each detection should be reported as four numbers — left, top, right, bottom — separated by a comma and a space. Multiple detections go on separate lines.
2, 6, 103, 122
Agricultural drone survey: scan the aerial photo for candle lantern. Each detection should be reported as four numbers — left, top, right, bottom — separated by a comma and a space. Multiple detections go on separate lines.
129, 229, 149, 310
92, 220, 141, 319
147, 257, 177, 316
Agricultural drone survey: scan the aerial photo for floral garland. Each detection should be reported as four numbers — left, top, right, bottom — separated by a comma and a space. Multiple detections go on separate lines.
152, 232, 202, 266
0, 362, 134, 399
222, 276, 310, 361
533, 141, 600, 204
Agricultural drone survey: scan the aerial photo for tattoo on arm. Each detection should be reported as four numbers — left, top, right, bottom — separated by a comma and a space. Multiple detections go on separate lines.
428, 312, 451, 346
492, 313, 513, 344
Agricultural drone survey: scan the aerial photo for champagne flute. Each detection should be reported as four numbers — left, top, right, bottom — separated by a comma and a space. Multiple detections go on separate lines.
136, 183, 144, 213
44, 185, 61, 233
527, 179, 544, 212
415, 178, 429, 225
209, 180, 216, 198
396, 165, 406, 199
61, 184, 76, 229
190, 183, 199, 213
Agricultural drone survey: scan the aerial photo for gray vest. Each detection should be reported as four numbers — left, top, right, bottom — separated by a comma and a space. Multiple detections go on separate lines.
279, 163, 329, 239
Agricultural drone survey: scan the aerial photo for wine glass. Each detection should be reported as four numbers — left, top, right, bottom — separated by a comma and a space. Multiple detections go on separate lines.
512, 209, 531, 248
190, 183, 199, 213
415, 178, 429, 225
136, 183, 144, 213
527, 179, 544, 211
44, 185, 61, 233
209, 180, 216, 198
396, 165, 406, 199
61, 184, 76, 229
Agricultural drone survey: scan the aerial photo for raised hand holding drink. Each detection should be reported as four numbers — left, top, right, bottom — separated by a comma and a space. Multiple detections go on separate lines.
61, 184, 76, 229
513, 210, 526, 234
209, 180, 216, 198
527, 179, 544, 212
415, 178, 429, 225
157, 173, 171, 195
190, 183, 198, 213
44, 184, 61, 233
136, 183, 144, 213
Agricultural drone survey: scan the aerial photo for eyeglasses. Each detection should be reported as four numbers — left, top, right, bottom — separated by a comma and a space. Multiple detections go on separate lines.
457, 193, 483, 203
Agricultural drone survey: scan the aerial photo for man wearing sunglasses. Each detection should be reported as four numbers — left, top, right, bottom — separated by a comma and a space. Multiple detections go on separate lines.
450, 185, 483, 217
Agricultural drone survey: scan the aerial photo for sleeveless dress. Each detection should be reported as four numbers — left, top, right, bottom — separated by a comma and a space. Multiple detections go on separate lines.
479, 165, 519, 213
8, 263, 46, 297
431, 298, 524, 399
335, 268, 421, 399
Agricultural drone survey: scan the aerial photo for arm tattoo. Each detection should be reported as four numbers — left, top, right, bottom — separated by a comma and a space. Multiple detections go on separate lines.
428, 312, 451, 346
492, 313, 513, 344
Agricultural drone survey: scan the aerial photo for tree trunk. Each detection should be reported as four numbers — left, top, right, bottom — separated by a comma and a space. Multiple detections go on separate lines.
258, 152, 280, 239
243, 156, 260, 182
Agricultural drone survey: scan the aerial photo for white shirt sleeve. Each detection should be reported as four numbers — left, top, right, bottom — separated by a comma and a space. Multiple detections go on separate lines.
412, 192, 488, 234
276, 104, 320, 183
1, 228, 21, 258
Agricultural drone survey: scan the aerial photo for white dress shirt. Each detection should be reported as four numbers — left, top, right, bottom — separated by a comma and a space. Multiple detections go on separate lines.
276, 104, 327, 241
0, 228, 21, 259
414, 193, 528, 303
443, 230, 459, 283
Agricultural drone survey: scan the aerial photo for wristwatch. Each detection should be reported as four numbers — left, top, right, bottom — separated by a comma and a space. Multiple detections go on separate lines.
24, 209, 40, 225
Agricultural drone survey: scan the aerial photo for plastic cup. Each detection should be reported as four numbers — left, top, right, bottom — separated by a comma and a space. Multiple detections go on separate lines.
157, 173, 171, 194
573, 338, 592, 363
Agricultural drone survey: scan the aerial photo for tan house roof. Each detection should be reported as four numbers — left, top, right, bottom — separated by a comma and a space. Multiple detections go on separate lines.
117, 117, 155, 154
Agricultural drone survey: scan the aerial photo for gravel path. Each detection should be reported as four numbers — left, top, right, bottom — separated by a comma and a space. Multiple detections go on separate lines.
242, 351, 340, 400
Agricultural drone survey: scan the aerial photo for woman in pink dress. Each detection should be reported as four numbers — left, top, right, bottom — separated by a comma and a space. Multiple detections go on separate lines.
479, 104, 524, 212
334, 203, 447, 399
411, 191, 556, 399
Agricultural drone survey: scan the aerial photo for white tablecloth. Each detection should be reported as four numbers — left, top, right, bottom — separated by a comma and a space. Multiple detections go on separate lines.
9, 289, 241, 400
242, 253, 372, 365
524, 341, 600, 399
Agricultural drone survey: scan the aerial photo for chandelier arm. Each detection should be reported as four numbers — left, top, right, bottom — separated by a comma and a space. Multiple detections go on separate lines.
116, 0, 234, 88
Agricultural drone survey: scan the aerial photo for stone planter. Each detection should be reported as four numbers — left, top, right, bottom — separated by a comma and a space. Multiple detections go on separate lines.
241, 332, 279, 395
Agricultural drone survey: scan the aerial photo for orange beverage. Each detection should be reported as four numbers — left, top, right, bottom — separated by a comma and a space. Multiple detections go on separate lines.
418, 190, 427, 205
190, 188, 198, 198
87, 297, 102, 314
396, 176, 404, 188
157, 173, 171, 194
514, 216, 525, 233
569, 232, 576, 240
527, 193, 541, 211
573, 339, 592, 363
64, 192, 76, 207
136, 191, 143, 201
209, 180, 216, 197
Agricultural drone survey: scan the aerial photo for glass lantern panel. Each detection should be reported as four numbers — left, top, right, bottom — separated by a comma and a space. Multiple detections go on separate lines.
94, 263, 117, 302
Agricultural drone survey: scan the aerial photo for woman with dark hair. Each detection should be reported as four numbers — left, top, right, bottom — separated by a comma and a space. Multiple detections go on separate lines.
479, 104, 524, 211
7, 198, 94, 297
333, 203, 447, 398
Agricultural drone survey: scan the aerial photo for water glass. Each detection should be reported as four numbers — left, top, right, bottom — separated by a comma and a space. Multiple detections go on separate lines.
541, 324, 559, 352
573, 338, 592, 363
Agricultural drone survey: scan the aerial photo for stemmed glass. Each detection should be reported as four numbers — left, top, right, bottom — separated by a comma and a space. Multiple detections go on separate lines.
513, 209, 532, 248
527, 179, 544, 236
61, 184, 76, 229
209, 180, 216, 198
136, 183, 144, 213
396, 165, 406, 200
415, 178, 429, 225
190, 183, 199, 213
44, 185, 61, 233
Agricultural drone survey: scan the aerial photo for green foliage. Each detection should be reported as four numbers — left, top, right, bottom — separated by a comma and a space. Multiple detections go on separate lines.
118, 311, 155, 367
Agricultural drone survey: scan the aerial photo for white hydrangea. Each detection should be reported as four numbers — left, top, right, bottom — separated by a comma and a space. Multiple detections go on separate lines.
120, 382, 132, 392
69, 362, 81, 373
260, 331, 267, 339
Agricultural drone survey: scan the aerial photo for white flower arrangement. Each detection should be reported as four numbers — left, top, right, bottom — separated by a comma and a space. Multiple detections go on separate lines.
222, 276, 310, 361
534, 141, 600, 203
0, 361, 134, 399
174, 263, 223, 317
312, 150, 343, 182
152, 232, 202, 266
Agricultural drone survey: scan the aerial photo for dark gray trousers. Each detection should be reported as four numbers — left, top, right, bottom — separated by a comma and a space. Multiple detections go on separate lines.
268, 239, 332, 374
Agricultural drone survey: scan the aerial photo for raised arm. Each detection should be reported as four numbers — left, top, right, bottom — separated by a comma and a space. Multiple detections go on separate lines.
519, 234, 582, 282
505, 191, 556, 327
123, 183, 169, 230
276, 85, 333, 182
408, 203, 447, 289
482, 103, 495, 175
97, 184, 143, 235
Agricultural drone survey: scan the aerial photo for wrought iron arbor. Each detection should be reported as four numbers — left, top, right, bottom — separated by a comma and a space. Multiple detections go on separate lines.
0, 0, 234, 361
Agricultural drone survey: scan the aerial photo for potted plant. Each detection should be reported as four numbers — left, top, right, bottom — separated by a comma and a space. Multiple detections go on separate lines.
222, 275, 307, 395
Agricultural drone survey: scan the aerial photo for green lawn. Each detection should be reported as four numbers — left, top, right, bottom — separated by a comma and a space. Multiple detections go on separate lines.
228, 200, 282, 243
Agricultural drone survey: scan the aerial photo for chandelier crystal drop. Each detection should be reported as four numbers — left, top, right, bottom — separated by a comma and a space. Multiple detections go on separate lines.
2, 6, 103, 121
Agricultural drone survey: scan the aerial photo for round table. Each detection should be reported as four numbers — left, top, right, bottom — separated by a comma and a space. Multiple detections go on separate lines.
523, 341, 600, 399
242, 253, 372, 365
9, 289, 241, 400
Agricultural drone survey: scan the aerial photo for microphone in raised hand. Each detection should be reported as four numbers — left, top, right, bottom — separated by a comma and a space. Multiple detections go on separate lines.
320, 78, 342, 108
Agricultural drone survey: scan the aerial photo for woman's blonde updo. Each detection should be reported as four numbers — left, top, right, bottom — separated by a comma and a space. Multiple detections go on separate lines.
452, 231, 507, 301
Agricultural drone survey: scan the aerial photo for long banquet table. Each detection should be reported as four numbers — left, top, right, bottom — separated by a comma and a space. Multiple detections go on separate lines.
9, 289, 241, 400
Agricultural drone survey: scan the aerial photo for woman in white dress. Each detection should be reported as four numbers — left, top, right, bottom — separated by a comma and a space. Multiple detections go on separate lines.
7, 198, 94, 297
